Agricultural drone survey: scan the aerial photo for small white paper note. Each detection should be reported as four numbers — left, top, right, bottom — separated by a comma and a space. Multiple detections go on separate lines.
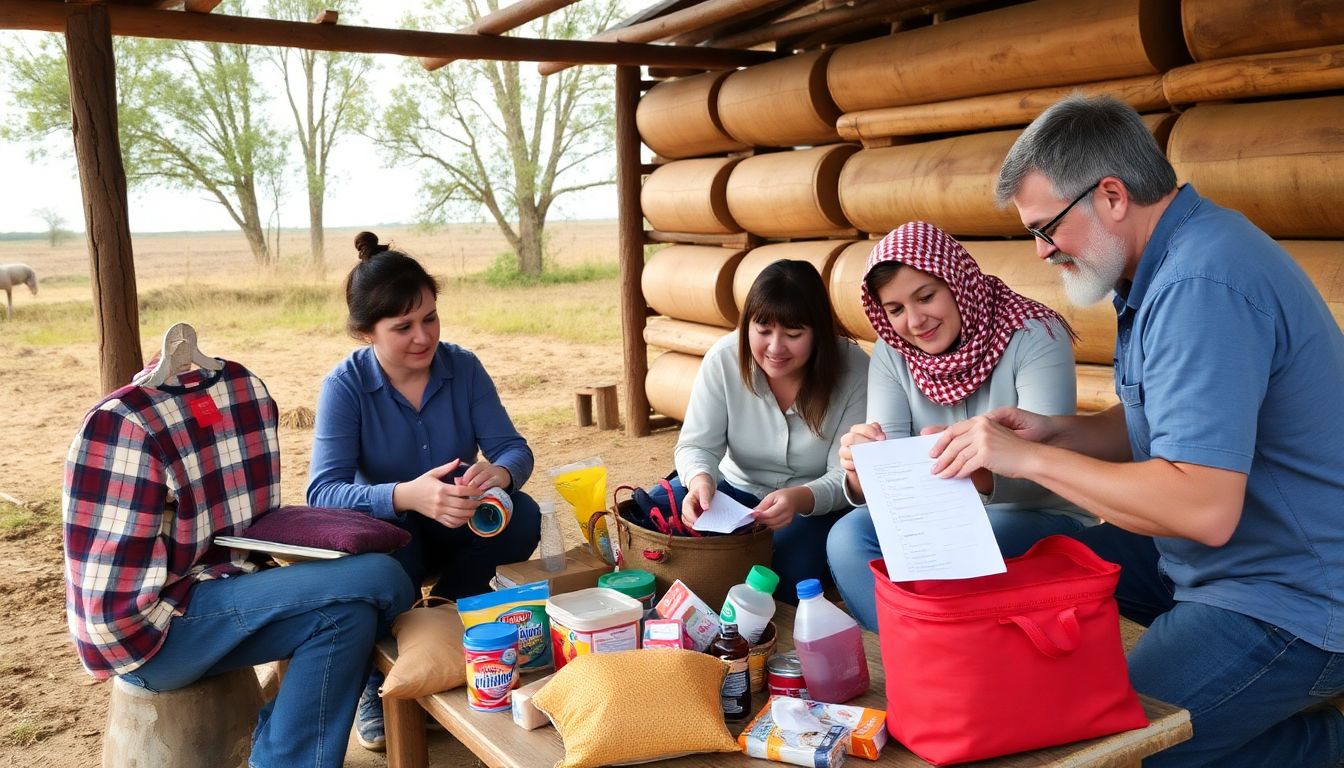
851, 434, 1006, 581
692, 491, 756, 534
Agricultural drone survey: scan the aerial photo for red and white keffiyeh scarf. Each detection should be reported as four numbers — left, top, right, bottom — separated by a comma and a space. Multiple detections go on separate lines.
861, 221, 1074, 406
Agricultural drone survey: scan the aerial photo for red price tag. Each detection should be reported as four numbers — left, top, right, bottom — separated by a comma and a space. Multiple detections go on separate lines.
187, 393, 222, 429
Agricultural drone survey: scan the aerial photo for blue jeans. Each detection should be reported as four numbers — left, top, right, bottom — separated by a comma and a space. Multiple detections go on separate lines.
1072, 524, 1344, 767
120, 554, 415, 768
389, 490, 541, 599
651, 476, 849, 605
826, 504, 1087, 631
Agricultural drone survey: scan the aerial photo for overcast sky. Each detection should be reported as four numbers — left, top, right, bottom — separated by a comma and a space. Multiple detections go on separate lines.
0, 3, 619, 234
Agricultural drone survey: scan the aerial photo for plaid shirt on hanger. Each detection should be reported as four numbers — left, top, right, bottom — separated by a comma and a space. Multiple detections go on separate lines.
62, 361, 280, 678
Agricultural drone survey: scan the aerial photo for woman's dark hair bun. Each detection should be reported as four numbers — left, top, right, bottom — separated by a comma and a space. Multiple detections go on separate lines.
354, 231, 388, 261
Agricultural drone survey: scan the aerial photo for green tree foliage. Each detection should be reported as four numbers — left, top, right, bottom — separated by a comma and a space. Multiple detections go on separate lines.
264, 0, 372, 270
2, 2, 285, 266
376, 0, 622, 277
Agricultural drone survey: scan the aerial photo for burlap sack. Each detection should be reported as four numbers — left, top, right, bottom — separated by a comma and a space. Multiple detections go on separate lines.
379, 597, 467, 699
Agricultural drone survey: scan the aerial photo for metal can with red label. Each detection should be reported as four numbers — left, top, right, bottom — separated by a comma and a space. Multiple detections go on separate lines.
464, 622, 520, 712
766, 651, 811, 700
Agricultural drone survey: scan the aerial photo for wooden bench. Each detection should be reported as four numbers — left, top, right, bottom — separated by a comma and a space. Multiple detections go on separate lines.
574, 383, 620, 430
373, 603, 1190, 768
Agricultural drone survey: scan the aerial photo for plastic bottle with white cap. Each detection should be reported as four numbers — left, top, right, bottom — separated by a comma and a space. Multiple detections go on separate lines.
719, 564, 780, 645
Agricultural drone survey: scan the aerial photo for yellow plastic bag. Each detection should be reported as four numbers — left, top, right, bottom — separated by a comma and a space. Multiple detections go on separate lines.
549, 458, 612, 562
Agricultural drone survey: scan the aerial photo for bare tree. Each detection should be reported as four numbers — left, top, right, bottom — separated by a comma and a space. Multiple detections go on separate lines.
33, 207, 67, 247
376, 0, 622, 277
2, 1, 285, 266
264, 0, 372, 270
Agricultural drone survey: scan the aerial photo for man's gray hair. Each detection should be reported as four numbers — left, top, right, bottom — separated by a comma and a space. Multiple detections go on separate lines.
995, 93, 1176, 207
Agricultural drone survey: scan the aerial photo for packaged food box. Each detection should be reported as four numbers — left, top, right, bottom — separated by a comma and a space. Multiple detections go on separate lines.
739, 696, 889, 761
652, 579, 720, 652
642, 618, 688, 649
510, 673, 556, 730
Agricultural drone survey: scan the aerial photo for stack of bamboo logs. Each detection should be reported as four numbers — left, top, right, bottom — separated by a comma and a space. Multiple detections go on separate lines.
634, 0, 1343, 425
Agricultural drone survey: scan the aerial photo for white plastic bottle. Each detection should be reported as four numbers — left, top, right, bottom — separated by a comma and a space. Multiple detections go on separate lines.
792, 578, 869, 703
719, 565, 780, 645
538, 502, 565, 572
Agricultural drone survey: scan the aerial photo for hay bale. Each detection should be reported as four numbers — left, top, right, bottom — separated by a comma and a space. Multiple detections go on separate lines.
279, 406, 315, 429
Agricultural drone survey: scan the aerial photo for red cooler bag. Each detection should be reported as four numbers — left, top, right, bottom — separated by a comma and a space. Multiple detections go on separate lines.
872, 535, 1147, 765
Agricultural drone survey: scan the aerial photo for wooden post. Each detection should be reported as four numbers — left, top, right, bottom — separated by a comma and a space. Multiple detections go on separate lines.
616, 66, 650, 437
66, 3, 143, 394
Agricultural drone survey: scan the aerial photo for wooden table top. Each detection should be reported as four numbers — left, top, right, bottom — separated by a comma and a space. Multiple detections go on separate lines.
375, 603, 1190, 768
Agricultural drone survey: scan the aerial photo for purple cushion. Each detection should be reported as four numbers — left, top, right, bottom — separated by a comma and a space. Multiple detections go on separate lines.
240, 506, 411, 554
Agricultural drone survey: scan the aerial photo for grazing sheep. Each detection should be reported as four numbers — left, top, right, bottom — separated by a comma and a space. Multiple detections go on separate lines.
0, 264, 38, 319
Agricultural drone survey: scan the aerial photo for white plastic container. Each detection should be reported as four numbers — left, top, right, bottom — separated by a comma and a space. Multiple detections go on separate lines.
792, 578, 869, 703
547, 587, 643, 670
720, 564, 780, 644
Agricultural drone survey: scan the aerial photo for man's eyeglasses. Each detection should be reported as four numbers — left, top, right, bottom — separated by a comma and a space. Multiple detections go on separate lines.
1027, 182, 1099, 246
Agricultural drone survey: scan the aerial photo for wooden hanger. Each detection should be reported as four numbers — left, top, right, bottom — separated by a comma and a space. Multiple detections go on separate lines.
133, 322, 224, 387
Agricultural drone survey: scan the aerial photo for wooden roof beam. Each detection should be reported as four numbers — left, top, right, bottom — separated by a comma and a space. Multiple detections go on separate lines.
421, 0, 580, 71
0, 0, 772, 68
538, 0, 792, 76
708, 0, 971, 49
151, 0, 222, 9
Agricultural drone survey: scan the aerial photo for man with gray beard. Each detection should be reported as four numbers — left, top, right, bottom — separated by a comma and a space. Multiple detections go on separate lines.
925, 94, 1344, 766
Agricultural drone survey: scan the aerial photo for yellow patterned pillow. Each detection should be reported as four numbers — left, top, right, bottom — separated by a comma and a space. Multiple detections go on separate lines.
531, 649, 740, 768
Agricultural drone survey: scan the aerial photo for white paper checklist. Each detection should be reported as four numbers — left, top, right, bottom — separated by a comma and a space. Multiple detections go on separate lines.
851, 434, 1006, 581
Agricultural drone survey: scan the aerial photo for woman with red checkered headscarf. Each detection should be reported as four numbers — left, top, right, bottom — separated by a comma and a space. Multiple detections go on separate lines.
826, 221, 1097, 631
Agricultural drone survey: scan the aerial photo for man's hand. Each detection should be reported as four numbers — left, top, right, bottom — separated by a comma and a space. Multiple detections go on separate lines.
929, 412, 1044, 481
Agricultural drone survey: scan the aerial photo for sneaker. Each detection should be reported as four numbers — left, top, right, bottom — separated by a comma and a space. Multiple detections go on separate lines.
356, 671, 386, 752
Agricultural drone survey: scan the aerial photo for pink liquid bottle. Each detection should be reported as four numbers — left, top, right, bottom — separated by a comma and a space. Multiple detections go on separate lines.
792, 578, 869, 703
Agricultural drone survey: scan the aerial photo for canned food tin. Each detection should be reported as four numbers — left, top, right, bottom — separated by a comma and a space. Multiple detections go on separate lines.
766, 651, 810, 700
464, 622, 520, 712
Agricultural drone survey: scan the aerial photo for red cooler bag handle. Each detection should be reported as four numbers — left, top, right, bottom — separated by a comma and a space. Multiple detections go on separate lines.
999, 607, 1080, 659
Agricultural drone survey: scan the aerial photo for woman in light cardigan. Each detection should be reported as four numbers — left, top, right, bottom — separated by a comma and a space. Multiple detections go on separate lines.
829, 221, 1094, 630
670, 259, 869, 601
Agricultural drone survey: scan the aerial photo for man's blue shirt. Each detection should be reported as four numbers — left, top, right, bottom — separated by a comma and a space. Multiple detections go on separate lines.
306, 343, 534, 520
1111, 185, 1344, 651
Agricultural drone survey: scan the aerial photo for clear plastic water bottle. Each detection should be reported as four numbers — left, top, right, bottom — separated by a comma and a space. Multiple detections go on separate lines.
720, 565, 780, 644
539, 502, 565, 572
792, 578, 869, 703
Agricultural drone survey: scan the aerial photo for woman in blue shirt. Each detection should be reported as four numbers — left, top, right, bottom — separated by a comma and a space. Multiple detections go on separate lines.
308, 232, 540, 750
309, 231, 540, 598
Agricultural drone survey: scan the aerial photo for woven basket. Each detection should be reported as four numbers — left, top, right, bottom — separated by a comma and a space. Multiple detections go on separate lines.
588, 497, 773, 611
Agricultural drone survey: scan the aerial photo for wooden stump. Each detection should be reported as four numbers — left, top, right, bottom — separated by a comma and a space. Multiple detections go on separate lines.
574, 384, 620, 430
102, 667, 263, 768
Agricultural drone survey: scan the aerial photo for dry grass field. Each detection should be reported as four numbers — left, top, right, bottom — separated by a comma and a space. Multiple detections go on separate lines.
0, 221, 678, 767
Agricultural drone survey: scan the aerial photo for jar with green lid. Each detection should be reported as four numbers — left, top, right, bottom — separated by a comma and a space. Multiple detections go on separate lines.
598, 570, 656, 618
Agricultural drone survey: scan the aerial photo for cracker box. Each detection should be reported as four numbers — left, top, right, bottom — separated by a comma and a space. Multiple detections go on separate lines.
739, 696, 889, 762
652, 579, 720, 652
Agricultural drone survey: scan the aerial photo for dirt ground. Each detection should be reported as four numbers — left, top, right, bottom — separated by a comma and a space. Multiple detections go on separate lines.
0, 223, 677, 767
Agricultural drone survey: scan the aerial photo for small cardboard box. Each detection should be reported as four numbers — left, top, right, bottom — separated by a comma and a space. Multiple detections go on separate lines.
739, 696, 888, 762
495, 545, 610, 596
